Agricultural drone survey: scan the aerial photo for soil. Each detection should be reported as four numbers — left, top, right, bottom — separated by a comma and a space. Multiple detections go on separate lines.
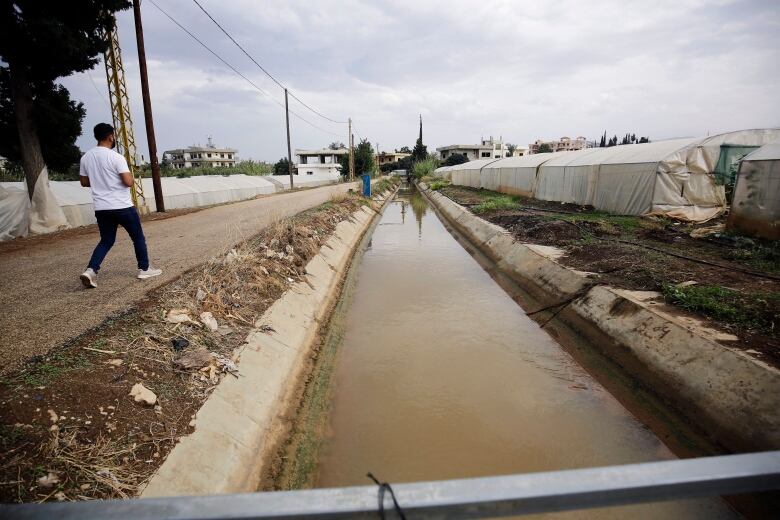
439, 185, 780, 367
0, 193, 374, 504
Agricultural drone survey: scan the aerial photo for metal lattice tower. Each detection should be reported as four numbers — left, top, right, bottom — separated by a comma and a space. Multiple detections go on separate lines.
103, 24, 145, 208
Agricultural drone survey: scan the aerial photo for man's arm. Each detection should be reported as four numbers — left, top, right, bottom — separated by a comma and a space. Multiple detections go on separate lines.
119, 171, 134, 187
79, 157, 90, 186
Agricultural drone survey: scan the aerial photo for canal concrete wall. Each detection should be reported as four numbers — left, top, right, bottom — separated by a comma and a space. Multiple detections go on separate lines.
142, 189, 397, 497
419, 182, 780, 454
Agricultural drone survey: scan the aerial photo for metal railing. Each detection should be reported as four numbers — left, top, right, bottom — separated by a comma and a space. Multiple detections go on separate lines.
6, 451, 780, 519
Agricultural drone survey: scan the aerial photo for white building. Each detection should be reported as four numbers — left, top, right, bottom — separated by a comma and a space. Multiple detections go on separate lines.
295, 148, 346, 177
437, 136, 511, 161
529, 136, 588, 154
512, 145, 530, 157
163, 137, 237, 169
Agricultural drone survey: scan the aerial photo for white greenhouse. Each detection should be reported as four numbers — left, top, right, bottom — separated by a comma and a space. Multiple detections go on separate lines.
437, 129, 780, 221
728, 142, 780, 240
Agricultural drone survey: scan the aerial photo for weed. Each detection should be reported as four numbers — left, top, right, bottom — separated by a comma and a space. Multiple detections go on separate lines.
411, 157, 440, 179
18, 352, 92, 387
471, 196, 518, 214
429, 179, 449, 190
662, 283, 779, 334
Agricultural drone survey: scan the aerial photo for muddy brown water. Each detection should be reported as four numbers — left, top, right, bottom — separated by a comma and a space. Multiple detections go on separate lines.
313, 186, 736, 518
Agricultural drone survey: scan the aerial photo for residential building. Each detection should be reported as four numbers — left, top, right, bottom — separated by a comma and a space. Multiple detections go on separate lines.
529, 136, 589, 154
375, 151, 411, 166
437, 136, 510, 161
295, 148, 347, 176
163, 137, 237, 169
512, 145, 530, 157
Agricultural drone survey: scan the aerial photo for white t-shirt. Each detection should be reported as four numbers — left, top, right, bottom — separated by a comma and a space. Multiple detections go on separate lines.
79, 146, 133, 211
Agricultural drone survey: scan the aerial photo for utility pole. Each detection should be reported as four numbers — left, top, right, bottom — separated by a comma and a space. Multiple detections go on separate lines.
132, 0, 164, 212
348, 118, 354, 181
285, 88, 293, 189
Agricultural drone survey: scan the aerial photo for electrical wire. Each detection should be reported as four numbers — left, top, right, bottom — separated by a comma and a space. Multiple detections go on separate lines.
147, 0, 343, 137
191, 0, 348, 124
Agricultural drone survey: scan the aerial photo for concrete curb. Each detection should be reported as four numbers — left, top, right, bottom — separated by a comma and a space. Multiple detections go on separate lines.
419, 183, 780, 453
142, 189, 396, 497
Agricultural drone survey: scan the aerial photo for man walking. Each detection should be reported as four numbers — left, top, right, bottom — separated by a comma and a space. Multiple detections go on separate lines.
79, 123, 161, 288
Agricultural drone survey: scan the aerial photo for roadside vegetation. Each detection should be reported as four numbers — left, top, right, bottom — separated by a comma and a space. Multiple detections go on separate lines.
373, 175, 401, 194
438, 184, 780, 365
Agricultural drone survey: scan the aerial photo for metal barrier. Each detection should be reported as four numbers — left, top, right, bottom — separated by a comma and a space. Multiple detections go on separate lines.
6, 451, 780, 519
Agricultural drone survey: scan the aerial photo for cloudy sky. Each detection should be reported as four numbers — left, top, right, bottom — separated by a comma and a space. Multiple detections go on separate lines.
61, 0, 780, 162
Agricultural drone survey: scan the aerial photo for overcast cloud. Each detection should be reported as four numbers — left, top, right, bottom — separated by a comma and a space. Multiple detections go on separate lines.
61, 0, 780, 162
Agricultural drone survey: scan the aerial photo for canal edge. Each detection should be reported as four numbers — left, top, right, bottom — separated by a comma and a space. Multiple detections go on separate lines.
140, 185, 399, 498
417, 181, 780, 455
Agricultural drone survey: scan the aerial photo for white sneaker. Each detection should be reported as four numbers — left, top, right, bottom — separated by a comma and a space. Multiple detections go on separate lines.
80, 268, 98, 288
137, 267, 163, 279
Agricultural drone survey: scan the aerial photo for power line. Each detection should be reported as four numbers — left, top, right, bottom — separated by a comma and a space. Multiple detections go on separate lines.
147, 0, 343, 137
190, 0, 348, 125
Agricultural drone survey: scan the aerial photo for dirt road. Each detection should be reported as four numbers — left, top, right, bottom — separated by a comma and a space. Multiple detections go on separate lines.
0, 183, 358, 372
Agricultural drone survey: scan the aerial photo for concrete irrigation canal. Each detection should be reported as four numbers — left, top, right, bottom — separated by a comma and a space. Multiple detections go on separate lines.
272, 182, 737, 518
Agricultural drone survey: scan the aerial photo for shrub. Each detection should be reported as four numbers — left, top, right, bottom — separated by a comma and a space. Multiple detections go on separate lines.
411, 156, 439, 179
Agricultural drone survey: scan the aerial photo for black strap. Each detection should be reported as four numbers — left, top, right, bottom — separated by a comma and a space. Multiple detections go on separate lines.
367, 472, 406, 520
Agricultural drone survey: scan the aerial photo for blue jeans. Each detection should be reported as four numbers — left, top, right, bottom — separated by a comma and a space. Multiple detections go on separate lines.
88, 207, 149, 272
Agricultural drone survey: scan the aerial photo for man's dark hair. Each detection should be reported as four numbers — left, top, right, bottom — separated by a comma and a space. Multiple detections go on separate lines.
93, 123, 114, 141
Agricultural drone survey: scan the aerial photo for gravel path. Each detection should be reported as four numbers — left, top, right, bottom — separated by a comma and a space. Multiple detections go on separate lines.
0, 183, 358, 373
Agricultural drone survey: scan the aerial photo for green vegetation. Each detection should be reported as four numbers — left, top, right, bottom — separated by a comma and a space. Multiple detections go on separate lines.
411, 156, 439, 179
662, 283, 779, 335
429, 179, 449, 190
722, 240, 780, 274
557, 212, 643, 234
471, 195, 518, 214
14, 351, 92, 387
373, 175, 401, 194
442, 153, 468, 166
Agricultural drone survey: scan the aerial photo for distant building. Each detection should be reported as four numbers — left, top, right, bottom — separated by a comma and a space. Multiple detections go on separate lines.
437, 136, 510, 161
512, 145, 530, 157
163, 137, 237, 169
529, 136, 588, 154
375, 151, 411, 166
295, 148, 347, 177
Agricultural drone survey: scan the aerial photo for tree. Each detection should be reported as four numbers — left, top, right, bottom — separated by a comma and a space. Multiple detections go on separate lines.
0, 0, 131, 197
273, 157, 291, 175
354, 139, 375, 176
537, 143, 553, 153
411, 115, 427, 162
443, 153, 468, 166
328, 141, 346, 150
638, 136, 650, 143
0, 69, 84, 172
398, 146, 411, 154
506, 143, 517, 156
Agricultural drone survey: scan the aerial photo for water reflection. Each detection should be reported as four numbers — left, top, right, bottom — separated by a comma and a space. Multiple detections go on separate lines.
409, 190, 428, 236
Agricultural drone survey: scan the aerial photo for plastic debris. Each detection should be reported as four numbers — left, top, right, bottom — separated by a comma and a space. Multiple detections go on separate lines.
166, 308, 195, 324
212, 353, 239, 376
37, 472, 60, 488
129, 383, 157, 406
199, 311, 219, 332
171, 337, 190, 352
